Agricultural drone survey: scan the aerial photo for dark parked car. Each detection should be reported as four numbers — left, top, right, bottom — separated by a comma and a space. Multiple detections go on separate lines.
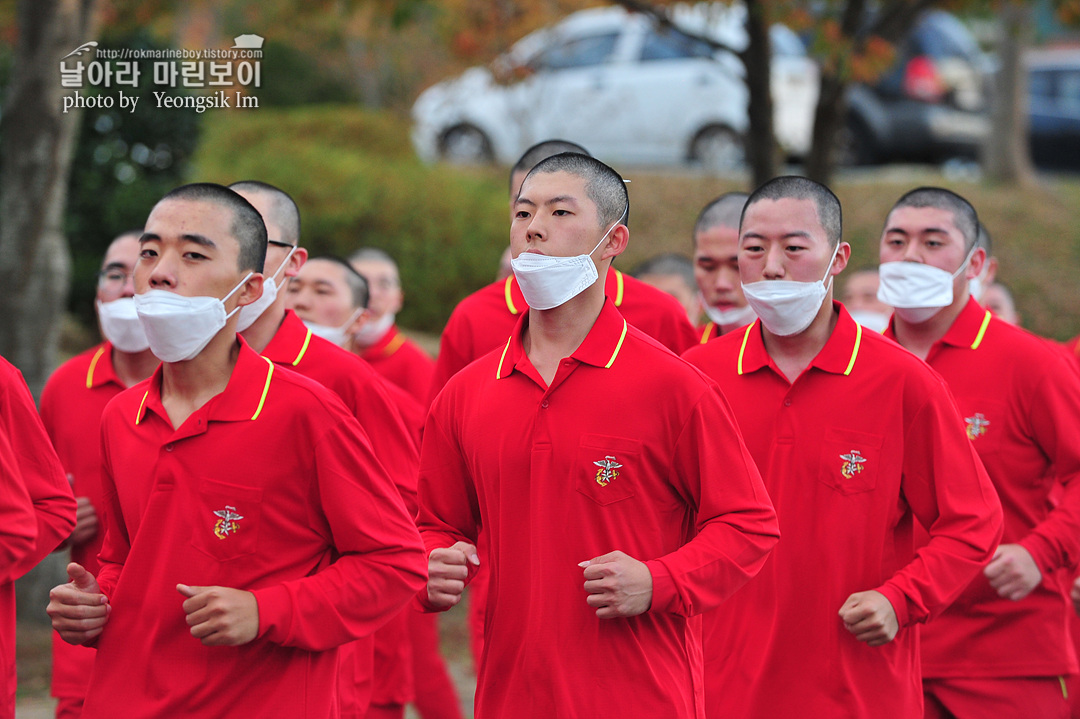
837, 10, 989, 165
1028, 48, 1080, 171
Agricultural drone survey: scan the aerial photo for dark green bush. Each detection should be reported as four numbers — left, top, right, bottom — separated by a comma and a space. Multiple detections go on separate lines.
192, 105, 509, 332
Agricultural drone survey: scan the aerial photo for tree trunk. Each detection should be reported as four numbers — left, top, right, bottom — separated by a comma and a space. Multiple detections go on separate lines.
742, 0, 776, 189
804, 73, 848, 185
981, 3, 1035, 185
0, 0, 96, 398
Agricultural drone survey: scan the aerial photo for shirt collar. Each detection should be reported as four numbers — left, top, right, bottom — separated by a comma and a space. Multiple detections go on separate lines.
85, 342, 126, 390
261, 310, 314, 367
882, 296, 992, 351
736, 301, 863, 377
937, 296, 993, 349
361, 325, 404, 359
504, 268, 625, 316
135, 337, 276, 427
496, 297, 629, 380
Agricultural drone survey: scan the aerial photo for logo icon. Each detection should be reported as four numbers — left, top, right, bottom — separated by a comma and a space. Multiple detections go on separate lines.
593, 455, 622, 487
839, 450, 868, 479
62, 41, 98, 60
965, 412, 990, 440
232, 34, 265, 49
213, 506, 244, 540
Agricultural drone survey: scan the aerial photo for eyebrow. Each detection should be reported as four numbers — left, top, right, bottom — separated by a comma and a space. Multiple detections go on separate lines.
741, 230, 813, 241
101, 261, 127, 272
137, 231, 217, 249
514, 194, 581, 208
885, 226, 950, 236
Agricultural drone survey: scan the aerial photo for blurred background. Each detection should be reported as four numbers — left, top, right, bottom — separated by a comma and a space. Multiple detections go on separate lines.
4, 0, 1080, 715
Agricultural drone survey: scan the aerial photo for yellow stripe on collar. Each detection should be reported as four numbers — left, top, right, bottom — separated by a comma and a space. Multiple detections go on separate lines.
495, 336, 513, 379
970, 310, 991, 350
250, 356, 275, 420
291, 329, 312, 366
613, 270, 625, 307
504, 277, 519, 315
844, 322, 863, 376
605, 319, 628, 368
134, 390, 149, 425
736, 321, 756, 376
86, 345, 108, 389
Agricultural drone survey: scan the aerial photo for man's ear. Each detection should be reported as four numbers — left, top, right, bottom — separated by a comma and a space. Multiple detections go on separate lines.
283, 247, 308, 278
347, 309, 370, 336
600, 224, 629, 262
236, 273, 265, 308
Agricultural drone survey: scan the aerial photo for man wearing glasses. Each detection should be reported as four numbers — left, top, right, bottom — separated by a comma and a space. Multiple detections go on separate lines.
40, 231, 160, 718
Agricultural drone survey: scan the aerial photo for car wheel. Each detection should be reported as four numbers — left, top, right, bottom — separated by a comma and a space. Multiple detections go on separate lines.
691, 126, 745, 174
439, 125, 494, 164
832, 119, 875, 167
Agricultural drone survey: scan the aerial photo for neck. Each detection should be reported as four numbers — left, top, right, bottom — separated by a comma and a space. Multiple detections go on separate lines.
239, 297, 287, 354
160, 328, 239, 429
891, 291, 969, 360
524, 281, 605, 385
761, 296, 837, 384
111, 347, 159, 388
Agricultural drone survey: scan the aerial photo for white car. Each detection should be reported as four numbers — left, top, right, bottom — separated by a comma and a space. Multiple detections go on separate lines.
411, 4, 819, 171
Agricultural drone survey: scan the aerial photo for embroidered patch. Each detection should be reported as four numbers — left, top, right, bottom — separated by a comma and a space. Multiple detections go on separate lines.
593, 455, 622, 487
965, 413, 990, 440
213, 506, 244, 540
839, 450, 867, 479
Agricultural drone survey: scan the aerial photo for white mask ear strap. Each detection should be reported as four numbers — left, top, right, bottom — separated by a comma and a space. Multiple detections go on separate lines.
270, 245, 298, 283
951, 244, 978, 279
820, 241, 841, 285
223, 272, 256, 319
590, 205, 629, 257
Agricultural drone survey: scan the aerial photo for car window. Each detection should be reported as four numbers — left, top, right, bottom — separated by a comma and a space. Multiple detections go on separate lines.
913, 12, 980, 61
1060, 71, 1080, 111
1029, 69, 1054, 102
640, 26, 715, 61
532, 32, 620, 71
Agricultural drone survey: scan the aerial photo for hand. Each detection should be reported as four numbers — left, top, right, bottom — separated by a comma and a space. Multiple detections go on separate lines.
46, 563, 109, 645
984, 544, 1042, 601
580, 550, 653, 619
177, 584, 259, 646
427, 541, 479, 609
1071, 576, 1080, 616
839, 590, 898, 647
69, 497, 99, 547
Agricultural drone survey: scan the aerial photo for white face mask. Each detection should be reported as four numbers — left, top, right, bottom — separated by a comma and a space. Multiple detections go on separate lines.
741, 242, 840, 337
134, 273, 253, 363
352, 311, 394, 347
877, 246, 975, 324
303, 308, 363, 348
848, 309, 890, 333
237, 244, 297, 332
510, 208, 626, 311
96, 297, 151, 353
700, 294, 756, 332
968, 262, 990, 303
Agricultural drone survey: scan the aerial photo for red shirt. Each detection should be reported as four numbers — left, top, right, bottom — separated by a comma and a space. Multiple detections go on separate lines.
1065, 335, 1080, 366
360, 325, 435, 408
40, 343, 131, 699
0, 359, 45, 719
429, 269, 698, 402
82, 339, 426, 719
417, 299, 778, 719
885, 298, 1080, 678
683, 304, 1003, 718
260, 310, 421, 713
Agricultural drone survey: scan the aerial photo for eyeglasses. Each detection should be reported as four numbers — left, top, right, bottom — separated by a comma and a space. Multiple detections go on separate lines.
97, 269, 134, 290
267, 239, 296, 249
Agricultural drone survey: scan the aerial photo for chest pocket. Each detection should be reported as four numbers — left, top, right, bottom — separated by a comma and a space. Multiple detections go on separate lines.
574, 434, 642, 506
191, 478, 263, 562
817, 428, 884, 496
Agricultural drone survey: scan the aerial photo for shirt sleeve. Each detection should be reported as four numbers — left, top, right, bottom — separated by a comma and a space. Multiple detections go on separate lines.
1017, 362, 1080, 573
351, 373, 421, 518
645, 385, 779, 616
0, 427, 39, 581
428, 309, 474, 407
94, 416, 128, 601
0, 364, 76, 576
414, 402, 482, 612
252, 415, 427, 652
876, 376, 1003, 628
